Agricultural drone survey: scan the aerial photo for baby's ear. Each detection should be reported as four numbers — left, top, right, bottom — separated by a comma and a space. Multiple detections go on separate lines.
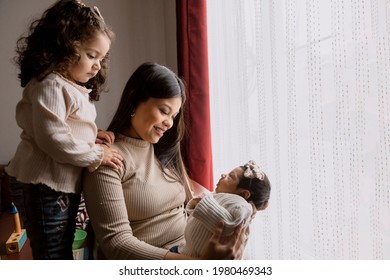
240, 189, 251, 200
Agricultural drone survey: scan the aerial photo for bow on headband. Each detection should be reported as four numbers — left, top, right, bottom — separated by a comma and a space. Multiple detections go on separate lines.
243, 160, 265, 180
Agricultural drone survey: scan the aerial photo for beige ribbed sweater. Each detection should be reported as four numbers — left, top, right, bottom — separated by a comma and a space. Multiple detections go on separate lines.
82, 134, 188, 259
179, 193, 253, 258
6, 73, 103, 193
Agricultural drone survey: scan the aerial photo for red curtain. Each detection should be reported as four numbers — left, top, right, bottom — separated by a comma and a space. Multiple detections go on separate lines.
176, 0, 214, 191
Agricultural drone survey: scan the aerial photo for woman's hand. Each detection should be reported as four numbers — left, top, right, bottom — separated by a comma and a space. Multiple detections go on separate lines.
201, 221, 247, 260
96, 129, 115, 144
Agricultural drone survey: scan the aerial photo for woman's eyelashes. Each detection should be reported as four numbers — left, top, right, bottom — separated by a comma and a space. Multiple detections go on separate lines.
160, 109, 178, 120
160, 109, 168, 115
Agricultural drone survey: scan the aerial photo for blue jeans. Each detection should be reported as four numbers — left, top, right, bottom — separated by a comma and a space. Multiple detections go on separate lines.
169, 245, 179, 253
9, 178, 80, 259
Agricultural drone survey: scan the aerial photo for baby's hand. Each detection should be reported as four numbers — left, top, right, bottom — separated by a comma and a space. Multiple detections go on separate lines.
192, 197, 202, 206
187, 197, 202, 209
96, 129, 115, 144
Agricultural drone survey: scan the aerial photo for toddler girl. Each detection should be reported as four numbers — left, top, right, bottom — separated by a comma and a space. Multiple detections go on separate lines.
6, 0, 122, 259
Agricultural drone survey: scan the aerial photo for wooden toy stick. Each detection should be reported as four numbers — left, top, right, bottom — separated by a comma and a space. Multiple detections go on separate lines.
11, 203, 22, 233
6, 203, 27, 254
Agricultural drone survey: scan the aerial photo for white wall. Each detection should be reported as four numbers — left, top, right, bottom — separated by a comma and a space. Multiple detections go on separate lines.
0, 0, 177, 164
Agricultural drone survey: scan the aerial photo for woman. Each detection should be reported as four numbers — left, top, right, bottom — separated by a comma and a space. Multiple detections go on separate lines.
82, 62, 246, 259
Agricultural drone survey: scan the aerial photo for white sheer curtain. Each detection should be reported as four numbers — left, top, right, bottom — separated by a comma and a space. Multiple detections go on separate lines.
207, 0, 390, 259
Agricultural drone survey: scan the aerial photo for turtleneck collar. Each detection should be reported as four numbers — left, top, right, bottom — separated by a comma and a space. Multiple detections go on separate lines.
115, 133, 150, 148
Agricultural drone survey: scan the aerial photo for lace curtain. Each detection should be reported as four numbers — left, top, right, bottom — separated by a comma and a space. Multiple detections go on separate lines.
207, 0, 390, 259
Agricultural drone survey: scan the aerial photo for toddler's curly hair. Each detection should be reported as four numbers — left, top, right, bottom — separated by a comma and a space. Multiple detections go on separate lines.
15, 0, 115, 101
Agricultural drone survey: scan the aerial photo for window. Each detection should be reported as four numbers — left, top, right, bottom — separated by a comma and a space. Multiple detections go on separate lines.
207, 0, 390, 259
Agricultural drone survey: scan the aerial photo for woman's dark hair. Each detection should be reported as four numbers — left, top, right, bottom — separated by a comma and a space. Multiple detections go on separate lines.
14, 0, 115, 101
108, 62, 188, 185
238, 169, 271, 210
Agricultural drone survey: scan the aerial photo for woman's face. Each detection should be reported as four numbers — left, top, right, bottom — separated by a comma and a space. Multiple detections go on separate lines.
128, 97, 182, 143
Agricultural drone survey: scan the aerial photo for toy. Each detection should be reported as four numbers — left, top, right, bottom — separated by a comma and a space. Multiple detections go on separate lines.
5, 203, 27, 254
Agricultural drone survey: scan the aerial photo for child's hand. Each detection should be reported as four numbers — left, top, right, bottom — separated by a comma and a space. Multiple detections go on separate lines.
96, 129, 115, 144
99, 144, 123, 170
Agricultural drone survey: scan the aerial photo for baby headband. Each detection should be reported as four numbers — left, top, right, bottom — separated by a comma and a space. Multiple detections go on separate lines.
243, 160, 265, 180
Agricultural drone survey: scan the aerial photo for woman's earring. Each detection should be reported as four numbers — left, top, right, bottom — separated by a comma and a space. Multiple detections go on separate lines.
131, 112, 135, 117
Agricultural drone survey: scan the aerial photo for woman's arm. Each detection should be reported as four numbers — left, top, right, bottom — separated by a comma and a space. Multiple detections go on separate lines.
82, 165, 169, 260
164, 221, 247, 260
83, 161, 247, 260
192, 193, 253, 236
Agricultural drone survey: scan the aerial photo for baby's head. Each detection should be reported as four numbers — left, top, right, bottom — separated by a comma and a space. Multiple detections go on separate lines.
215, 160, 270, 211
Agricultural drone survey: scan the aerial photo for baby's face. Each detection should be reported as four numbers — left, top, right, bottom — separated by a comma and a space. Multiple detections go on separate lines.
215, 167, 243, 194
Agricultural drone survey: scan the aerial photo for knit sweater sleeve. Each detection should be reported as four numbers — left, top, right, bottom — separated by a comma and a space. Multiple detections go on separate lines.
29, 77, 103, 168
82, 163, 169, 260
192, 193, 253, 236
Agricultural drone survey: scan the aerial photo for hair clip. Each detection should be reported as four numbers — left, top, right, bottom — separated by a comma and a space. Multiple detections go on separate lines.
243, 160, 265, 180
75, 0, 86, 7
93, 6, 105, 22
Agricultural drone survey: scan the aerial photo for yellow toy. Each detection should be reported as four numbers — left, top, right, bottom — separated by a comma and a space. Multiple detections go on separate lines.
5, 203, 27, 254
